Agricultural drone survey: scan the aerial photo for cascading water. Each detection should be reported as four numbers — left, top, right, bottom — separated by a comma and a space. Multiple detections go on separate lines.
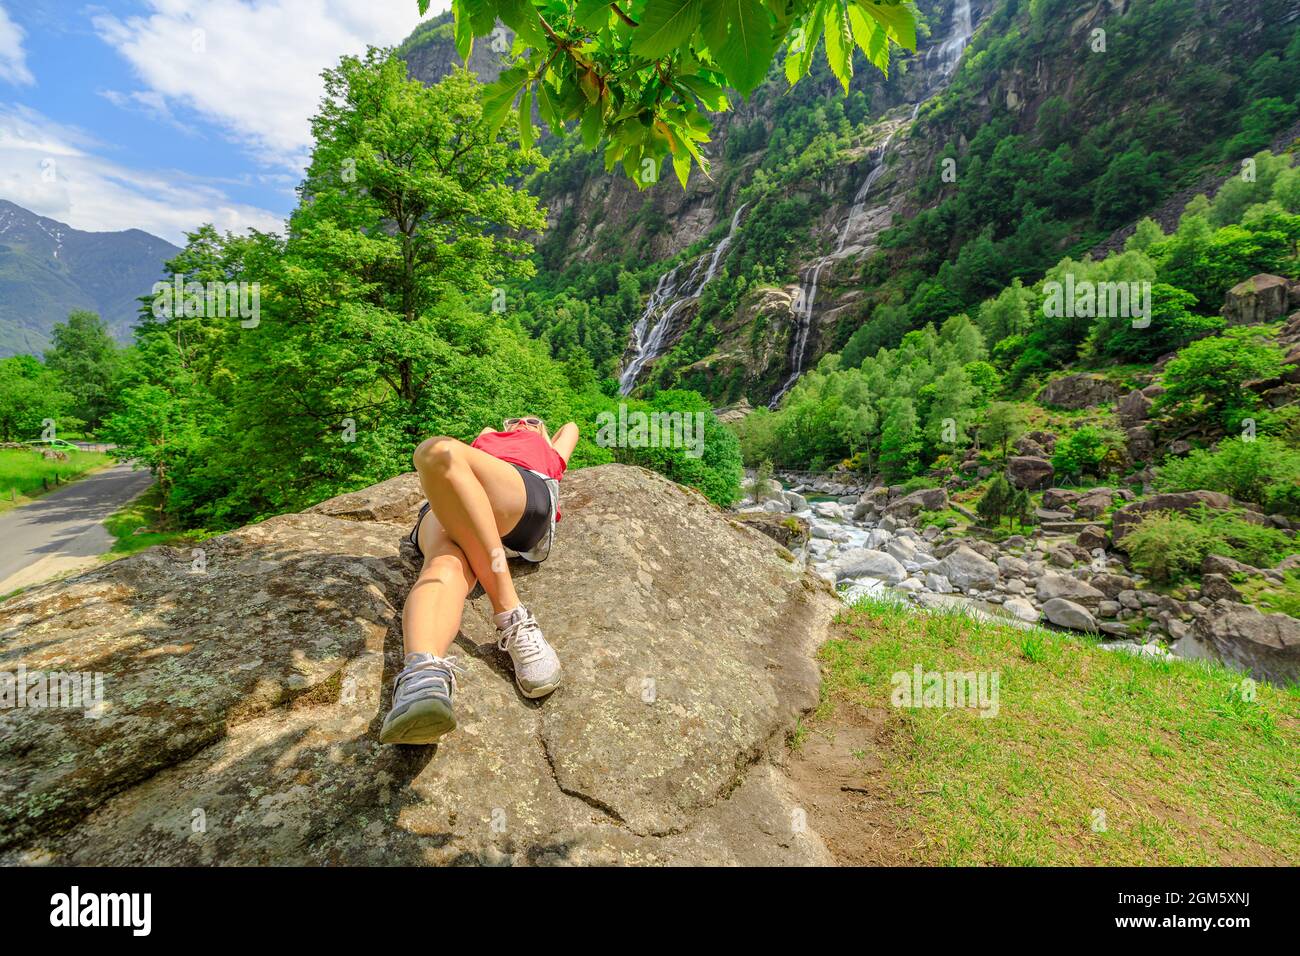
926, 0, 974, 79
769, 0, 977, 408
618, 202, 749, 394
769, 134, 895, 407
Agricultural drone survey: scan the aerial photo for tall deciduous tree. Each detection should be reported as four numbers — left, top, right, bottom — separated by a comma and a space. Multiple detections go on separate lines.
218, 53, 558, 517
43, 310, 120, 432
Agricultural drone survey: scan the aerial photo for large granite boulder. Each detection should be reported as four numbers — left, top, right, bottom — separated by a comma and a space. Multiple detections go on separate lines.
1222, 274, 1291, 327
933, 546, 998, 591
0, 465, 838, 865
884, 487, 948, 518
1041, 598, 1098, 633
1125, 426, 1155, 462
1007, 456, 1055, 491
1036, 572, 1105, 607
830, 549, 907, 585
1037, 373, 1121, 410
1073, 488, 1117, 519
1117, 389, 1153, 426
1190, 600, 1300, 686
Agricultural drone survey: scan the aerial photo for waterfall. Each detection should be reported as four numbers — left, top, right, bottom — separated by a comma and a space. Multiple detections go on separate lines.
769, 134, 894, 408
769, 0, 977, 408
927, 0, 974, 79
618, 202, 749, 394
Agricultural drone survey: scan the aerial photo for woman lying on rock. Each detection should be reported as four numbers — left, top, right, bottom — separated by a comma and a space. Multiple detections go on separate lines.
380, 416, 579, 745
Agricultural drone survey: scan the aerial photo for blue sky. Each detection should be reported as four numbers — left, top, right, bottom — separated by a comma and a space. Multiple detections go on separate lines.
0, 0, 450, 244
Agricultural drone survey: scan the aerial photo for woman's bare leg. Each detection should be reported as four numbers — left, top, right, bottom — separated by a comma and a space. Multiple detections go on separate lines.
412, 436, 528, 615
404, 516, 476, 658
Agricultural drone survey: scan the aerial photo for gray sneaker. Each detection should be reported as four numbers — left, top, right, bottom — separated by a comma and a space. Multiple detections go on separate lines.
495, 606, 561, 698
379, 653, 462, 745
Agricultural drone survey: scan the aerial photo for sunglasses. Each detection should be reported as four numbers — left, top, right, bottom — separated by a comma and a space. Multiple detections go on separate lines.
503, 417, 543, 429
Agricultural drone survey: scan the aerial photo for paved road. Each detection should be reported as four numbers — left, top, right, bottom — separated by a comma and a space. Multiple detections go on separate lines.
0, 463, 154, 594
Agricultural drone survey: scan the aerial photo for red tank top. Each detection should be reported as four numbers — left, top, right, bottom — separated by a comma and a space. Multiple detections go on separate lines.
471, 430, 567, 519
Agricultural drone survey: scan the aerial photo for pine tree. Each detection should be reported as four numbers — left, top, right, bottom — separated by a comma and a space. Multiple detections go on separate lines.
976, 474, 1014, 527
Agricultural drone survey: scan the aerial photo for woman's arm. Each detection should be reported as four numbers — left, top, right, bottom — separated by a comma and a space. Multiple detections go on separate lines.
477, 426, 495, 439
550, 422, 579, 465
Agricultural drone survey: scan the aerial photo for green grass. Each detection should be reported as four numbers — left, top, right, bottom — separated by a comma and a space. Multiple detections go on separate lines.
101, 485, 204, 559
1237, 571, 1300, 619
809, 595, 1300, 865
0, 448, 111, 514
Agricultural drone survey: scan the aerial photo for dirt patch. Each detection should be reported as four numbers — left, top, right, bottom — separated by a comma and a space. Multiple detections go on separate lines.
787, 702, 922, 865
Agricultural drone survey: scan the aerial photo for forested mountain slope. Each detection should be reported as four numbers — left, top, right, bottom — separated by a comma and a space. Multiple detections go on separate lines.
399, 0, 1299, 406
0, 200, 179, 357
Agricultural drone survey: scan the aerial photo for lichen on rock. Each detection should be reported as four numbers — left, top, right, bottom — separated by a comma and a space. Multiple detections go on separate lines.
0, 465, 839, 865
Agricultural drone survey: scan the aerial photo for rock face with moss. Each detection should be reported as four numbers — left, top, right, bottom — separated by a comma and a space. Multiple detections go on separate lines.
0, 464, 838, 865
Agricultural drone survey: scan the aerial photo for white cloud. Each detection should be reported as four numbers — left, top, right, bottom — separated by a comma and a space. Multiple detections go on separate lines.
0, 4, 34, 86
93, 0, 447, 171
0, 104, 285, 243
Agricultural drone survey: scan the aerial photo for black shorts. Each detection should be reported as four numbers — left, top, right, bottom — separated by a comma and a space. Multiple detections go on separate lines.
408, 463, 552, 559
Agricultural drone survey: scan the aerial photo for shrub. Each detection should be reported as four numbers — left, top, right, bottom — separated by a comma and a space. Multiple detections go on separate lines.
746, 458, 775, 502
1124, 506, 1295, 583
898, 476, 939, 494
1154, 327, 1287, 430
1156, 437, 1300, 516
1052, 425, 1125, 480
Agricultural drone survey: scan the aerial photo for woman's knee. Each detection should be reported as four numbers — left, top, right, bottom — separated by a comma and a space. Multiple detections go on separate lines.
419, 552, 472, 590
413, 436, 462, 475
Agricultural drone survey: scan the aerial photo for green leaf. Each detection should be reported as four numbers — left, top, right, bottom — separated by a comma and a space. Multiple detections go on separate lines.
706, 0, 776, 95
783, 12, 824, 87
823, 1, 853, 92
573, 0, 613, 30
536, 78, 563, 132
855, 0, 916, 51
517, 88, 534, 149
630, 0, 703, 59
482, 66, 529, 135
497, 0, 548, 48
452, 3, 474, 61
847, 4, 889, 74
672, 150, 692, 189
580, 102, 603, 147
676, 74, 729, 111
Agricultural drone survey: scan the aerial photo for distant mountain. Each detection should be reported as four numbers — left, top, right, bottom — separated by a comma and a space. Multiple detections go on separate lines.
0, 200, 179, 357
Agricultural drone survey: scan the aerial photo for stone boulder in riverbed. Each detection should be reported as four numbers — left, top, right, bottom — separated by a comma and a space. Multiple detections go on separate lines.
1036, 572, 1105, 607
829, 549, 907, 585
733, 511, 810, 554
933, 546, 998, 591
1042, 598, 1098, 633
1190, 600, 1300, 686
884, 487, 948, 518
0, 464, 839, 865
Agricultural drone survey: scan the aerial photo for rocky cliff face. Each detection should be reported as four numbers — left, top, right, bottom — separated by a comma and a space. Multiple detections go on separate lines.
0, 465, 840, 865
